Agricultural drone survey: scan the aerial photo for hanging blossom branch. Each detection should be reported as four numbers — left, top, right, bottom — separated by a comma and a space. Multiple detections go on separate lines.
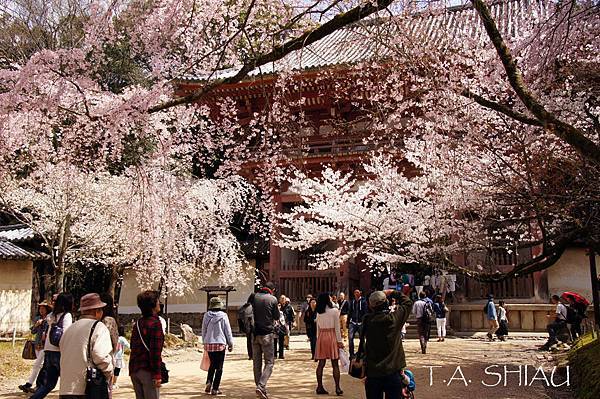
148, 0, 395, 113
470, 0, 600, 164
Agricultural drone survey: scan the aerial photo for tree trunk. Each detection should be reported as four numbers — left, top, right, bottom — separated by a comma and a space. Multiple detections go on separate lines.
54, 214, 71, 292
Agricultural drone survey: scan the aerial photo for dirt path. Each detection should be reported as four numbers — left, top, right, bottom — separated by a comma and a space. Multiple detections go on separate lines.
1, 336, 574, 399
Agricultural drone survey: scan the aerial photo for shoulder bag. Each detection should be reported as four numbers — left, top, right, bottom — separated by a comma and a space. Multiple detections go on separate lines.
136, 320, 169, 384
85, 320, 109, 399
22, 340, 36, 360
48, 313, 68, 346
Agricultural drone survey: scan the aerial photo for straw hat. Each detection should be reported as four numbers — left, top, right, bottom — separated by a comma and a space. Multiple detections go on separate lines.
38, 300, 53, 311
209, 297, 225, 311
79, 293, 107, 312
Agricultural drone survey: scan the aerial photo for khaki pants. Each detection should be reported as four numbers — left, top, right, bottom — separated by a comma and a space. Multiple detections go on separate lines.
488, 319, 499, 335
340, 315, 348, 340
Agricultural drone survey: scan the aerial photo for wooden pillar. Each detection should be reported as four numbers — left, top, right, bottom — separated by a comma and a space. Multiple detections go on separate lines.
269, 195, 283, 288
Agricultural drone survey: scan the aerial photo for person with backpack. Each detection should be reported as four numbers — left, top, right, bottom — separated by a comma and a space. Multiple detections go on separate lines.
58, 293, 114, 398
30, 292, 73, 399
484, 294, 498, 341
358, 286, 412, 399
202, 297, 234, 396
238, 294, 255, 360
129, 290, 164, 399
412, 292, 433, 354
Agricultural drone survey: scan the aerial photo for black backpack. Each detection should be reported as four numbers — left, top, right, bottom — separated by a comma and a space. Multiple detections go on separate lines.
237, 304, 253, 333
424, 301, 435, 321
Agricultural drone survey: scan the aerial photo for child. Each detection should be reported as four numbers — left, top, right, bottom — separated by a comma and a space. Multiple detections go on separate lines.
496, 301, 509, 341
113, 326, 130, 389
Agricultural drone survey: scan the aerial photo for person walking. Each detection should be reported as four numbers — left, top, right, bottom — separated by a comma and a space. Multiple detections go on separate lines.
129, 290, 165, 399
347, 289, 368, 358
19, 300, 52, 394
314, 293, 344, 396
485, 294, 499, 341
433, 295, 447, 342
412, 291, 432, 354
540, 295, 568, 350
280, 296, 295, 350
238, 294, 255, 360
30, 293, 74, 399
58, 293, 114, 398
495, 300, 509, 341
304, 298, 318, 359
273, 305, 287, 359
113, 326, 130, 389
252, 282, 280, 399
100, 293, 119, 354
338, 293, 349, 342
359, 287, 412, 399
202, 297, 234, 396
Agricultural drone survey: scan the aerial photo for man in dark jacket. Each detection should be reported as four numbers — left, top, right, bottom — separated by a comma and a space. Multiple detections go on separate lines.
252, 282, 280, 399
359, 287, 412, 399
348, 289, 368, 358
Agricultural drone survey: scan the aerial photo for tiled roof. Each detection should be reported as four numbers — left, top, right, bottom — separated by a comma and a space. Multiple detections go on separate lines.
182, 0, 548, 82
0, 240, 48, 261
0, 224, 35, 242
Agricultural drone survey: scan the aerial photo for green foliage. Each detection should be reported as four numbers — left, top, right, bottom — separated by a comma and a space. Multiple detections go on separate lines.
568, 332, 600, 399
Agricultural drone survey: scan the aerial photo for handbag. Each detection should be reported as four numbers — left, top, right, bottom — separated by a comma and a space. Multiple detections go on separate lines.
349, 317, 367, 379
136, 320, 169, 384
338, 348, 350, 373
200, 349, 211, 371
22, 340, 37, 360
85, 320, 109, 399
48, 313, 67, 347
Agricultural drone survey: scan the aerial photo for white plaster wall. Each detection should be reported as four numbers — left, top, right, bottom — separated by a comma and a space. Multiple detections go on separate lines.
0, 260, 33, 334
118, 261, 256, 314
547, 248, 598, 302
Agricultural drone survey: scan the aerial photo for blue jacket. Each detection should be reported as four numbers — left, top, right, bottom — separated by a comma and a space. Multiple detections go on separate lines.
349, 297, 368, 324
202, 311, 234, 347
486, 300, 497, 321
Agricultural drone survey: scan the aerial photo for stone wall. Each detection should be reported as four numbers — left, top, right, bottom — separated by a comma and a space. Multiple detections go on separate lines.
118, 308, 243, 336
448, 303, 595, 332
0, 260, 33, 335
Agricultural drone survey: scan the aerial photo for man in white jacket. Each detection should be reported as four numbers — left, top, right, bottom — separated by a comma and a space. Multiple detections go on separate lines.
59, 293, 114, 398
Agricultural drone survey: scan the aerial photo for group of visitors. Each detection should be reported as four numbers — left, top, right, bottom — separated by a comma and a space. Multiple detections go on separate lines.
19, 290, 164, 399
540, 293, 589, 350
205, 282, 415, 399
484, 295, 509, 342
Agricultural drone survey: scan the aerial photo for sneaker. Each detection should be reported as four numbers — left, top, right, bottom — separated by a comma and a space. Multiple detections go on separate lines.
205, 383, 212, 393
18, 383, 33, 393
211, 389, 223, 396
112, 384, 119, 390
256, 387, 269, 399
486, 332, 493, 340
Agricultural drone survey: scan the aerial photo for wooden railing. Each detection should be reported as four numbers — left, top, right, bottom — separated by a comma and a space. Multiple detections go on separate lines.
464, 274, 535, 299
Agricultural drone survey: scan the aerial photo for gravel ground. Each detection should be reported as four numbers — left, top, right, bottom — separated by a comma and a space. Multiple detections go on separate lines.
0, 335, 575, 399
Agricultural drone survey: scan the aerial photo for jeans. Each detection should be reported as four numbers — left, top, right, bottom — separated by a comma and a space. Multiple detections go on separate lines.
252, 334, 275, 391
207, 350, 226, 391
30, 351, 60, 399
131, 369, 160, 399
273, 333, 286, 358
246, 332, 253, 359
547, 320, 567, 343
365, 373, 404, 399
417, 317, 430, 353
307, 331, 317, 358
348, 322, 362, 357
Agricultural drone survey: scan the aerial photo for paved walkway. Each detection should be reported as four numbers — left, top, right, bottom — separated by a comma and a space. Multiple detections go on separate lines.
2, 335, 573, 399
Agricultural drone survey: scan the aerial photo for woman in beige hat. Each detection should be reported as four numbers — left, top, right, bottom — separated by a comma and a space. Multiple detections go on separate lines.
18, 300, 53, 393
202, 296, 234, 396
